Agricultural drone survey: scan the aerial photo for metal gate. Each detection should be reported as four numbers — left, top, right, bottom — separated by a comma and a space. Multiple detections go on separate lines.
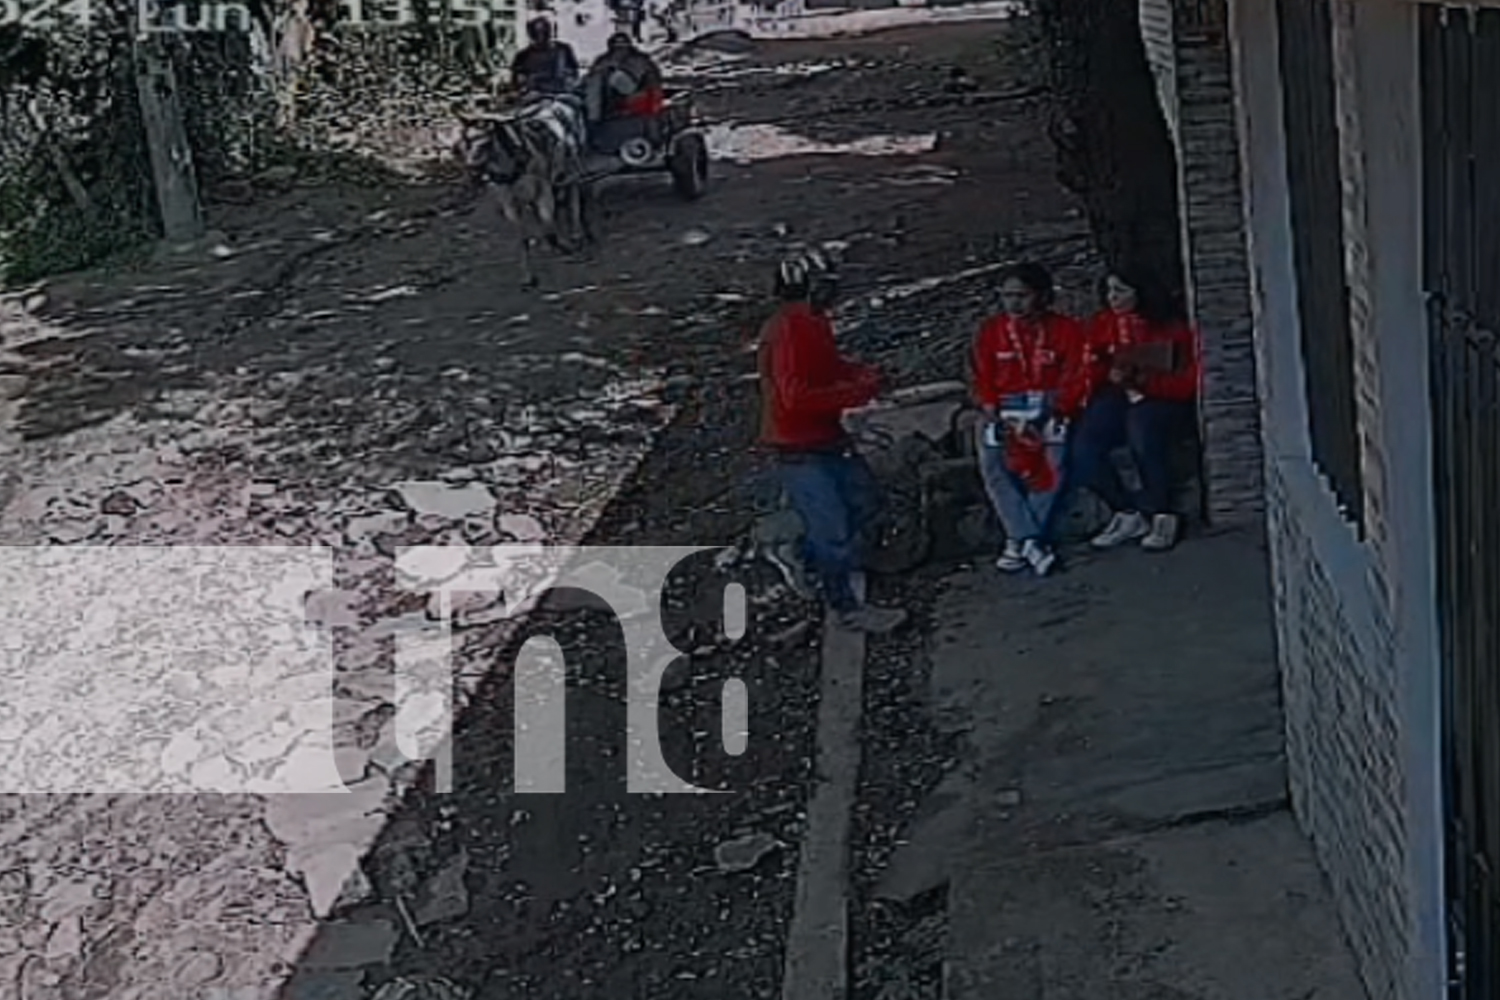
1275, 0, 1364, 527
1420, 5, 1500, 997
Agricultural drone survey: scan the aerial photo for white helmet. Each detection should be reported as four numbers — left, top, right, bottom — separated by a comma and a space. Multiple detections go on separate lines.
775, 250, 834, 299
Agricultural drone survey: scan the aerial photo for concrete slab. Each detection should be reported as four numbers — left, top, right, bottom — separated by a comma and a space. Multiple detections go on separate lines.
946, 813, 1366, 1000
782, 575, 870, 1000
867, 526, 1365, 999
930, 527, 1286, 840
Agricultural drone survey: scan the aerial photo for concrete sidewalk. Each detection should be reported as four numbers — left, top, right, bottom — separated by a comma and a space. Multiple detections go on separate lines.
874, 527, 1368, 999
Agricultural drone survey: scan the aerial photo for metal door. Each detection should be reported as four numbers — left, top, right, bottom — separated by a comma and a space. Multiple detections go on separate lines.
1420, 6, 1500, 996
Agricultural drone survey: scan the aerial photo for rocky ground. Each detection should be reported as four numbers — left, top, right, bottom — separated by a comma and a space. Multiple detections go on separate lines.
0, 18, 1102, 1000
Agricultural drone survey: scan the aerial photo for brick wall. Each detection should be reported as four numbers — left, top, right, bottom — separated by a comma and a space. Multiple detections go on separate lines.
1156, 0, 1265, 523
1264, 463, 1410, 1000
1175, 33, 1264, 521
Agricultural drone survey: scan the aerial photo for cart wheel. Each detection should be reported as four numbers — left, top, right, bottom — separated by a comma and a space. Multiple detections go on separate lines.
864, 481, 931, 576
865, 509, 931, 576
670, 132, 709, 200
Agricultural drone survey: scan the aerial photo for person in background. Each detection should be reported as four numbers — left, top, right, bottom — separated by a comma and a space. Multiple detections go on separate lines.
758, 252, 908, 634
1067, 265, 1201, 552
969, 262, 1089, 577
609, 0, 646, 39
510, 17, 580, 96
584, 31, 664, 124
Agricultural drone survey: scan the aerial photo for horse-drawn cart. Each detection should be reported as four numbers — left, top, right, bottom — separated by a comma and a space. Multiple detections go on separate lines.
579, 87, 710, 199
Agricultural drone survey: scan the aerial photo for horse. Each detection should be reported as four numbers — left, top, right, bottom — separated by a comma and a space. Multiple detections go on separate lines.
455, 96, 597, 289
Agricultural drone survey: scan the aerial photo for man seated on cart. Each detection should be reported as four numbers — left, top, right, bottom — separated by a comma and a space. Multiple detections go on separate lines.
583, 32, 666, 152
510, 17, 580, 97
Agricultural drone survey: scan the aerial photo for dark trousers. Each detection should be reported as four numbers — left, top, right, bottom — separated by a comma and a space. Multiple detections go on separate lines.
776, 449, 880, 612
1068, 388, 1194, 517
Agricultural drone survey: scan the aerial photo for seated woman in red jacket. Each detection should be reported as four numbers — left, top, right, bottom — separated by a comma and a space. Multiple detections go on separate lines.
970, 262, 1089, 577
1067, 266, 1200, 552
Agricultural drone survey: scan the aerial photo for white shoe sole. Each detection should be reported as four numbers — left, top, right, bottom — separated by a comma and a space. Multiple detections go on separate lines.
1091, 530, 1147, 549
1091, 517, 1148, 549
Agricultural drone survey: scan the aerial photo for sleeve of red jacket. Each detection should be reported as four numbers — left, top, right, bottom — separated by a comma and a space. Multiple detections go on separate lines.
970, 321, 999, 408
772, 322, 878, 416
1143, 322, 1201, 401
1052, 316, 1092, 419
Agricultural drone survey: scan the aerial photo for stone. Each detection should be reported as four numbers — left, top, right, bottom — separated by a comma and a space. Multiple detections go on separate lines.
345, 512, 409, 545
394, 547, 469, 587
37, 878, 99, 923
495, 513, 546, 541
43, 914, 83, 961
413, 850, 470, 926
713, 833, 781, 873
299, 918, 399, 970
172, 949, 223, 988
100, 490, 140, 516
392, 482, 494, 519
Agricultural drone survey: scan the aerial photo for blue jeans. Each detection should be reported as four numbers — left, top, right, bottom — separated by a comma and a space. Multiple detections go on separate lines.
977, 424, 1068, 545
1069, 388, 1193, 517
776, 449, 879, 612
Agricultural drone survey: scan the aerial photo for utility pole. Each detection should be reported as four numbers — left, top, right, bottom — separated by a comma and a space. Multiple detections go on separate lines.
133, 34, 205, 245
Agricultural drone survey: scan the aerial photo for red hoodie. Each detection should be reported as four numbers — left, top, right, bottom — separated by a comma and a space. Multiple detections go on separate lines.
759, 302, 880, 451
970, 311, 1089, 418
1078, 309, 1200, 403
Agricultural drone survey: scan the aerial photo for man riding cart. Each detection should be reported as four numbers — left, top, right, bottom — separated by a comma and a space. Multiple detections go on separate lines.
509, 17, 580, 96
583, 32, 666, 151
485, 22, 707, 200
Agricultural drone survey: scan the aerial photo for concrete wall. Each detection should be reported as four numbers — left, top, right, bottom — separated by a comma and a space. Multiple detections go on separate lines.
1221, 0, 1445, 998
1140, 0, 1265, 524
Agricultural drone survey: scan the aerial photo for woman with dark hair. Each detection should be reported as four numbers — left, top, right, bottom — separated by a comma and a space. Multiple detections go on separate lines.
1066, 265, 1201, 552
969, 262, 1089, 576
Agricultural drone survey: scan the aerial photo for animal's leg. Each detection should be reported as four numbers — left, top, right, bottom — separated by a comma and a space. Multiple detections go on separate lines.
557, 183, 583, 254
580, 182, 599, 245
519, 235, 538, 289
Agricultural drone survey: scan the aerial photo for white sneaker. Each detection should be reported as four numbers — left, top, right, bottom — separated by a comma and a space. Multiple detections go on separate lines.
1141, 513, 1180, 551
995, 539, 1026, 572
1021, 538, 1056, 576
1091, 510, 1148, 549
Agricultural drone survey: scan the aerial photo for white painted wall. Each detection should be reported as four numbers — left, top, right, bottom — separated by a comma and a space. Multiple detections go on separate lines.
1332, 5, 1445, 999
1223, 0, 1444, 997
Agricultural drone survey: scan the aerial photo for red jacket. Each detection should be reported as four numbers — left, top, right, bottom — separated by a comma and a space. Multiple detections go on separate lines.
759, 302, 880, 451
970, 311, 1089, 418
622, 86, 664, 117
1080, 309, 1200, 403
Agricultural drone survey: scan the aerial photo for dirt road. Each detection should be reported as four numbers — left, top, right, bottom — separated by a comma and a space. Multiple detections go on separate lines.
0, 20, 1098, 1000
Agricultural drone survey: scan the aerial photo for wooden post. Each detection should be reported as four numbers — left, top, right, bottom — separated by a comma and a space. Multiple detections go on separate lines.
133, 35, 205, 244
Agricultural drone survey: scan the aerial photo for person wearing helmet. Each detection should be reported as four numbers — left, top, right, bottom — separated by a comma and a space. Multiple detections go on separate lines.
757, 252, 908, 634
510, 17, 579, 96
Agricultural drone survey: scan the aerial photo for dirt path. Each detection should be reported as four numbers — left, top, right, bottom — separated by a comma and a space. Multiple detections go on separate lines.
0, 21, 1097, 1000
